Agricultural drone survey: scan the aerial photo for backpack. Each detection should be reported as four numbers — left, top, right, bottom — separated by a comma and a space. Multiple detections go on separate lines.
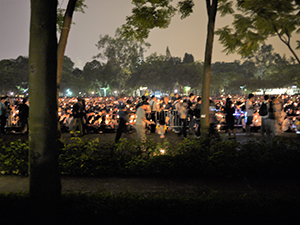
259, 102, 268, 116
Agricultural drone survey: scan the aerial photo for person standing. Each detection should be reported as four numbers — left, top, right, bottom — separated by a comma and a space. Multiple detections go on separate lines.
0, 97, 8, 135
187, 93, 196, 132
259, 95, 270, 137
171, 96, 181, 133
194, 97, 201, 138
273, 96, 283, 135
71, 98, 84, 137
115, 95, 128, 143
209, 100, 220, 138
268, 97, 277, 138
157, 96, 170, 138
81, 98, 87, 135
178, 99, 188, 138
224, 98, 236, 139
18, 98, 29, 134
135, 102, 152, 141
149, 95, 159, 133
245, 93, 255, 136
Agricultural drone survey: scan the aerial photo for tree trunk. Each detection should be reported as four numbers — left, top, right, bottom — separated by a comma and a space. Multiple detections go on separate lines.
29, 0, 61, 216
200, 0, 218, 136
57, 0, 78, 98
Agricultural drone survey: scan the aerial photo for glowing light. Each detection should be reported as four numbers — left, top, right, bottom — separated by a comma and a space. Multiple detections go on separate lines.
66, 89, 72, 96
159, 149, 165, 154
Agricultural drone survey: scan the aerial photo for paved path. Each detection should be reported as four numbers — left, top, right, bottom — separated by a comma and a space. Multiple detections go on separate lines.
1, 175, 300, 198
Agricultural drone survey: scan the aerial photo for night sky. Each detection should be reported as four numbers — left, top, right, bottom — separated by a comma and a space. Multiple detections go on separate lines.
0, 0, 298, 68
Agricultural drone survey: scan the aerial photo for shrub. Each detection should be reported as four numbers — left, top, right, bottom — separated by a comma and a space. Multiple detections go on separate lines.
0, 139, 28, 175
1, 136, 300, 178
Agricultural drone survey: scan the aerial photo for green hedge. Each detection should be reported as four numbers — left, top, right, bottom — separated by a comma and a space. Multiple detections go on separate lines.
0, 139, 29, 175
0, 137, 300, 178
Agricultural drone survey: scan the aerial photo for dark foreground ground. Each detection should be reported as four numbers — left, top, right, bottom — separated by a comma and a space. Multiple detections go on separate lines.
1, 130, 300, 224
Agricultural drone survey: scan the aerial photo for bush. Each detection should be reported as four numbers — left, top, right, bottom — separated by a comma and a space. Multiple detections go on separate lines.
0, 139, 28, 175
1, 137, 300, 178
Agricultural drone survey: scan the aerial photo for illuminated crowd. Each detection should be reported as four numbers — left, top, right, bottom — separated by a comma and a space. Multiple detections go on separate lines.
1, 93, 300, 137
55, 93, 300, 136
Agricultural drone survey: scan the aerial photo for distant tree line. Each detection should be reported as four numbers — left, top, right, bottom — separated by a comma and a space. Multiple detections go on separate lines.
1, 43, 299, 97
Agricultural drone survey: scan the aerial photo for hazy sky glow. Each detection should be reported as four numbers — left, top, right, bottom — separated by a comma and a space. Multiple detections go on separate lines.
0, 0, 299, 68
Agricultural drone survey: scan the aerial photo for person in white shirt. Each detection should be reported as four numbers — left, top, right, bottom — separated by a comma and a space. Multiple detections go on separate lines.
178, 99, 188, 138
135, 102, 152, 141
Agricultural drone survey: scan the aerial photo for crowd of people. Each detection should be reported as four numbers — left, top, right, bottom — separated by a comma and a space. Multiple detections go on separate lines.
57, 92, 300, 140
0, 96, 29, 137
1, 93, 300, 140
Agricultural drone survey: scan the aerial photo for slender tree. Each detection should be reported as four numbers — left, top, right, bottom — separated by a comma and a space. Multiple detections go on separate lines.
57, 0, 78, 98
123, 0, 230, 135
200, 0, 218, 135
29, 0, 61, 216
56, 0, 87, 97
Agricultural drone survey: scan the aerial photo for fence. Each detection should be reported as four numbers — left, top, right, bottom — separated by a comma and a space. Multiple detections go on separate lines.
146, 109, 190, 129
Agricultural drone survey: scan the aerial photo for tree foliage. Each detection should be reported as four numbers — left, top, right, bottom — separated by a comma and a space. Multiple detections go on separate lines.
121, 0, 177, 41
57, 0, 87, 32
129, 52, 202, 93
183, 53, 194, 64
216, 0, 300, 63
2, 44, 299, 97
0, 56, 28, 95
94, 29, 150, 93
